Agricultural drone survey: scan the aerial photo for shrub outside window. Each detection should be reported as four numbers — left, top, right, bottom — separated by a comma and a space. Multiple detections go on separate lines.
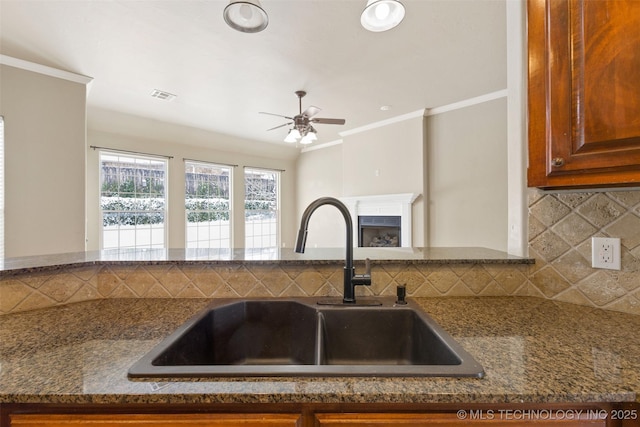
100, 152, 167, 249
244, 167, 280, 255
185, 161, 232, 250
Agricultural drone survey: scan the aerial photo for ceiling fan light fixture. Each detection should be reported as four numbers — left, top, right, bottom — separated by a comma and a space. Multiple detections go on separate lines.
223, 0, 268, 33
300, 128, 317, 144
300, 135, 313, 145
284, 128, 301, 143
263, 90, 345, 146
360, 0, 405, 32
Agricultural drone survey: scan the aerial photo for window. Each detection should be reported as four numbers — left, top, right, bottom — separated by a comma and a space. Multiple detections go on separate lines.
244, 167, 280, 254
185, 161, 232, 250
100, 152, 167, 250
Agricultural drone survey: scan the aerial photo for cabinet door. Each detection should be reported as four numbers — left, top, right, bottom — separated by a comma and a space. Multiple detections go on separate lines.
10, 413, 302, 427
528, 0, 640, 188
314, 412, 607, 427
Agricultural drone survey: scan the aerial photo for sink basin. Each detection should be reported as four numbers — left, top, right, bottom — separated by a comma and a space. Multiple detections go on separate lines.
319, 308, 462, 366
151, 300, 319, 366
128, 297, 484, 378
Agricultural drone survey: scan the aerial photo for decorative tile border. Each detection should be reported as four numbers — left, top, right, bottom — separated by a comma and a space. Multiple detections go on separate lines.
0, 265, 100, 314
0, 262, 532, 315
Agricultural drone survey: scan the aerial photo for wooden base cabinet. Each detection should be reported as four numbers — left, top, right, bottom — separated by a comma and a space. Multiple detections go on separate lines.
315, 412, 607, 427
3, 403, 638, 427
9, 413, 303, 427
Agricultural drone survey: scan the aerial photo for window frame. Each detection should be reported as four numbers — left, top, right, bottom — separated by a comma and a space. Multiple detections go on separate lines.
243, 167, 281, 253
98, 150, 169, 250
184, 160, 233, 250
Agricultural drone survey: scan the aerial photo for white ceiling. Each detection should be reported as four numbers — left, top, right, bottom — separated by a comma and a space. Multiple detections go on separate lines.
0, 0, 507, 149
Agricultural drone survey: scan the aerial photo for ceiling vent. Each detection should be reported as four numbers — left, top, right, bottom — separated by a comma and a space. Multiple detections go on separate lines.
150, 89, 176, 101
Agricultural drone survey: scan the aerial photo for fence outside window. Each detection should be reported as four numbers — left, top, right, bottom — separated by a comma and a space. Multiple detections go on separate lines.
244, 167, 280, 255
185, 161, 232, 250
100, 151, 167, 250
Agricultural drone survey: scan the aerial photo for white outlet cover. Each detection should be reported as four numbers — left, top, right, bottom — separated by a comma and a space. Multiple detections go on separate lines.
592, 237, 621, 270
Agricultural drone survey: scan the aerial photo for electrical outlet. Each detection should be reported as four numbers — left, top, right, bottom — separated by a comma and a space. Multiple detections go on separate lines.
592, 237, 621, 270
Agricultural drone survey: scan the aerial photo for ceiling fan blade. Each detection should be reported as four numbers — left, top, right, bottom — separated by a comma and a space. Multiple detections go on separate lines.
266, 122, 292, 131
312, 118, 346, 125
302, 105, 321, 118
259, 111, 294, 120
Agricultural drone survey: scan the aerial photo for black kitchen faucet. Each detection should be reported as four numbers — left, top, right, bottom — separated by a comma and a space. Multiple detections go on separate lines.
295, 197, 372, 304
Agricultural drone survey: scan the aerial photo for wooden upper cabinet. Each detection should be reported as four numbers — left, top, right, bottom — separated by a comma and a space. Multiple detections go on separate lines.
527, 0, 640, 189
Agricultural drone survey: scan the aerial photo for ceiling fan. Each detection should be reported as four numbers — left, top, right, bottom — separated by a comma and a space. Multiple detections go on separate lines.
260, 90, 346, 144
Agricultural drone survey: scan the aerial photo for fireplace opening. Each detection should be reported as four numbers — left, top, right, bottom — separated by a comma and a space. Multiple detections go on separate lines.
358, 216, 401, 247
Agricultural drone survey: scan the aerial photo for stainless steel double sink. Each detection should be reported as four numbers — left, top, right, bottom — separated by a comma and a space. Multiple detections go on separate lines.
128, 297, 485, 378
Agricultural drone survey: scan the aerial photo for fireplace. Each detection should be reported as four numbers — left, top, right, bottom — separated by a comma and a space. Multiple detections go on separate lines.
340, 193, 419, 248
359, 216, 401, 247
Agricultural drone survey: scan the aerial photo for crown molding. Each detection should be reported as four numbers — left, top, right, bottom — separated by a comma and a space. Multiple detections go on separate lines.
0, 55, 93, 86
300, 138, 344, 153
339, 108, 425, 138
304, 89, 509, 153
425, 89, 507, 117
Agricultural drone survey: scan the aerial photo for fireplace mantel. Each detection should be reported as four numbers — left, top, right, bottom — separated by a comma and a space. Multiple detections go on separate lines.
340, 193, 419, 248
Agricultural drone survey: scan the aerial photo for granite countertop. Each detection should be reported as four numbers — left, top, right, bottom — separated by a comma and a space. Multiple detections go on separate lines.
1, 296, 638, 405
0, 247, 533, 276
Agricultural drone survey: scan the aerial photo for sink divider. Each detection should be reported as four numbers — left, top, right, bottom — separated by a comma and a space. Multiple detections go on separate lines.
315, 311, 325, 365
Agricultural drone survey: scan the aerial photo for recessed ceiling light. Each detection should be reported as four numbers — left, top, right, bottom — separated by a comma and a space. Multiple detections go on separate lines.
380, 105, 391, 111
361, 0, 405, 32
150, 89, 176, 101
223, 0, 268, 33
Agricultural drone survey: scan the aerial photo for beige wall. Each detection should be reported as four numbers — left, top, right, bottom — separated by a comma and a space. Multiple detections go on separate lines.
426, 98, 508, 251
296, 98, 510, 252
341, 118, 425, 198
343, 117, 426, 247
0, 64, 87, 257
296, 117, 426, 248
295, 143, 345, 248
86, 110, 298, 250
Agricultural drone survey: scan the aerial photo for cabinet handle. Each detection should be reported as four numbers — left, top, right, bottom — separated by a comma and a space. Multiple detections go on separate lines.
551, 157, 565, 167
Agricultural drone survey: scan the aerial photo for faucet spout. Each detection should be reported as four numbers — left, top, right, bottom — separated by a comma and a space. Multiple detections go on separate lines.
295, 197, 371, 304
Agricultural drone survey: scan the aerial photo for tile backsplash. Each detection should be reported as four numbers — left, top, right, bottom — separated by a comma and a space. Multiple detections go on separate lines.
2, 189, 640, 316
528, 189, 640, 315
0, 262, 530, 315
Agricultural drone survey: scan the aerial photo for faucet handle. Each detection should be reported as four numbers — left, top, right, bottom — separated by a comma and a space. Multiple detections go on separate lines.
396, 284, 407, 305
352, 258, 372, 286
